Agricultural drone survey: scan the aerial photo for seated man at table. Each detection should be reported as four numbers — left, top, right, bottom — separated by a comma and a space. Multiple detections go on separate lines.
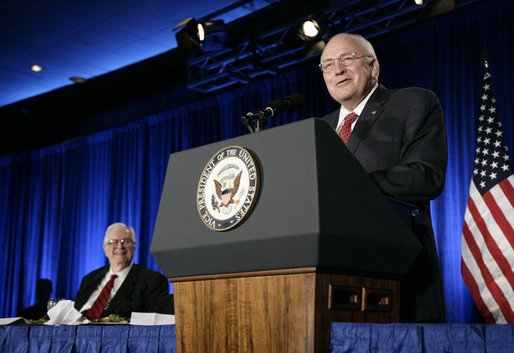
19, 278, 53, 320
74, 222, 173, 320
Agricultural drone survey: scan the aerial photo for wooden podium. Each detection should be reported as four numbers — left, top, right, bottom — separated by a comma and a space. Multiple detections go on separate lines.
151, 118, 420, 353
172, 268, 400, 353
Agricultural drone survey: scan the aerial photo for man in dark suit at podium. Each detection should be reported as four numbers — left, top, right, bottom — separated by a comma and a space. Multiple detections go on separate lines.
74, 223, 173, 320
320, 33, 447, 322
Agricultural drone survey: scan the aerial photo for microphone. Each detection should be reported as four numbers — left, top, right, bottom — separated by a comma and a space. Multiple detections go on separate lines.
267, 93, 305, 116
244, 94, 305, 121
241, 94, 305, 133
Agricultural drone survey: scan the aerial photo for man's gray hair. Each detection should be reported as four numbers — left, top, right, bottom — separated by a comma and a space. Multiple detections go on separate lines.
343, 33, 377, 60
103, 222, 136, 246
329, 33, 379, 79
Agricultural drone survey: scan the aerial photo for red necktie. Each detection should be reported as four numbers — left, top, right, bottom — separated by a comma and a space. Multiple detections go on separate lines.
338, 112, 358, 144
87, 274, 117, 320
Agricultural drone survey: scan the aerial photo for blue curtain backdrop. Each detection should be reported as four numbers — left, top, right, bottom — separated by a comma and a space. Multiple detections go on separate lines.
0, 0, 512, 323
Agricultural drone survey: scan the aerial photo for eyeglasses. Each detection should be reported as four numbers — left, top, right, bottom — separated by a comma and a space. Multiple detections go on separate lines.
319, 52, 373, 73
105, 239, 135, 247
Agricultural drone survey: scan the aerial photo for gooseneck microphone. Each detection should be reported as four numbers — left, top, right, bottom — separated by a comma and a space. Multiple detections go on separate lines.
241, 94, 305, 133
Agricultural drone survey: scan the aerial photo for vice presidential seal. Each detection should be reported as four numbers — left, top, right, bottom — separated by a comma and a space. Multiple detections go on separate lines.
196, 145, 259, 231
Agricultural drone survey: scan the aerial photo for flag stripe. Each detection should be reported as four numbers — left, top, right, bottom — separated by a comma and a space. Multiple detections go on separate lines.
461, 255, 496, 323
461, 227, 507, 323
467, 191, 514, 294
484, 182, 514, 248
462, 216, 514, 321
499, 176, 514, 209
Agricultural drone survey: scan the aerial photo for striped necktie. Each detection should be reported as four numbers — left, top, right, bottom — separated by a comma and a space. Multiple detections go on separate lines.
87, 274, 117, 320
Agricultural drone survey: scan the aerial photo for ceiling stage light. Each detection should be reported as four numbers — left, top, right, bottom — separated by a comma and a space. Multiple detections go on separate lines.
30, 65, 43, 72
298, 19, 321, 41
175, 18, 226, 52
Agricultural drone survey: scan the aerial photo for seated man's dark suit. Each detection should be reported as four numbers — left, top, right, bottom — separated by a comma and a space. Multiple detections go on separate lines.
322, 84, 448, 322
19, 302, 48, 320
74, 264, 174, 318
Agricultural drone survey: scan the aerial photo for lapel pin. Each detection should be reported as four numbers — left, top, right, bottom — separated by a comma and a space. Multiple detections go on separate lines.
371, 111, 377, 115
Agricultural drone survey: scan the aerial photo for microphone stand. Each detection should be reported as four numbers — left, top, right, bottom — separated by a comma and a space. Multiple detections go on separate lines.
254, 112, 266, 132
241, 110, 267, 133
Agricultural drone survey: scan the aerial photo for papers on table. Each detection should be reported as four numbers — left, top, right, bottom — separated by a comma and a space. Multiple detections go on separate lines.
130, 312, 175, 325
0, 317, 30, 325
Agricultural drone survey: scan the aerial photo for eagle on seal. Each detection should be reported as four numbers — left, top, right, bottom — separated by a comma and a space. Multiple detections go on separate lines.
214, 171, 242, 207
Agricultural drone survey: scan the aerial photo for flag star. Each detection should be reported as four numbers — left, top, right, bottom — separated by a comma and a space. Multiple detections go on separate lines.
503, 154, 511, 161
483, 138, 490, 145
492, 151, 500, 158
490, 161, 498, 169
481, 160, 488, 167
494, 141, 501, 148
489, 107, 496, 114
485, 127, 492, 134
480, 104, 486, 111
480, 170, 487, 177
501, 164, 510, 172
477, 136, 482, 143
476, 147, 481, 153
481, 94, 488, 100
482, 148, 489, 155
483, 84, 490, 90
489, 172, 497, 180
475, 157, 480, 164
478, 126, 483, 132
480, 181, 486, 188
487, 117, 494, 124
473, 169, 479, 175
492, 98, 496, 104
479, 115, 484, 121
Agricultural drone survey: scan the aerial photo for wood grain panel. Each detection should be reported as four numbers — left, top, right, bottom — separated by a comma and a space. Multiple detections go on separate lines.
173, 269, 400, 353
174, 272, 316, 353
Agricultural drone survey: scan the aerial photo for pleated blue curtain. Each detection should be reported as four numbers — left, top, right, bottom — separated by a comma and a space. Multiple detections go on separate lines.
0, 0, 512, 324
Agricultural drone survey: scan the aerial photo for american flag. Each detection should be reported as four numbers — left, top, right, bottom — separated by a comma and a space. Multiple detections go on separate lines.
461, 60, 514, 323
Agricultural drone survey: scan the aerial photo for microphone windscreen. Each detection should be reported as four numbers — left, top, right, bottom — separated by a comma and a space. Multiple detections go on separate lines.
266, 99, 288, 112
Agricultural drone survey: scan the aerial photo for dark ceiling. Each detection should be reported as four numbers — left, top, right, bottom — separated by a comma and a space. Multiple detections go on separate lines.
0, 0, 281, 108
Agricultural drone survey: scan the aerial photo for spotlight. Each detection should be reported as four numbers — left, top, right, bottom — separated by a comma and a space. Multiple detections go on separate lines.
175, 18, 226, 52
175, 17, 201, 49
197, 22, 206, 42
414, 0, 424, 4
298, 19, 320, 41
198, 20, 226, 51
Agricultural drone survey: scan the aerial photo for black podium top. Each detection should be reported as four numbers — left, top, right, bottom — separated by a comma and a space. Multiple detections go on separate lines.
151, 118, 421, 278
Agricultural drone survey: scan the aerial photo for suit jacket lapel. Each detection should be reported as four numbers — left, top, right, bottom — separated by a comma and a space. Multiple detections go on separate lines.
75, 265, 109, 311
85, 266, 109, 297
347, 84, 389, 153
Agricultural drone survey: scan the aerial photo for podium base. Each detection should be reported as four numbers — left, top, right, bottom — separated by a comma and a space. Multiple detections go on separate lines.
171, 268, 400, 353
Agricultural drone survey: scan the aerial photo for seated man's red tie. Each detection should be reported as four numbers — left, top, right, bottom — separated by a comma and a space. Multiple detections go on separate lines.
87, 274, 117, 320
338, 112, 358, 144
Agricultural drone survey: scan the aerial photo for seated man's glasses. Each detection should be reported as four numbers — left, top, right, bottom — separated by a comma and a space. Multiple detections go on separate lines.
106, 239, 135, 247
319, 52, 373, 73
